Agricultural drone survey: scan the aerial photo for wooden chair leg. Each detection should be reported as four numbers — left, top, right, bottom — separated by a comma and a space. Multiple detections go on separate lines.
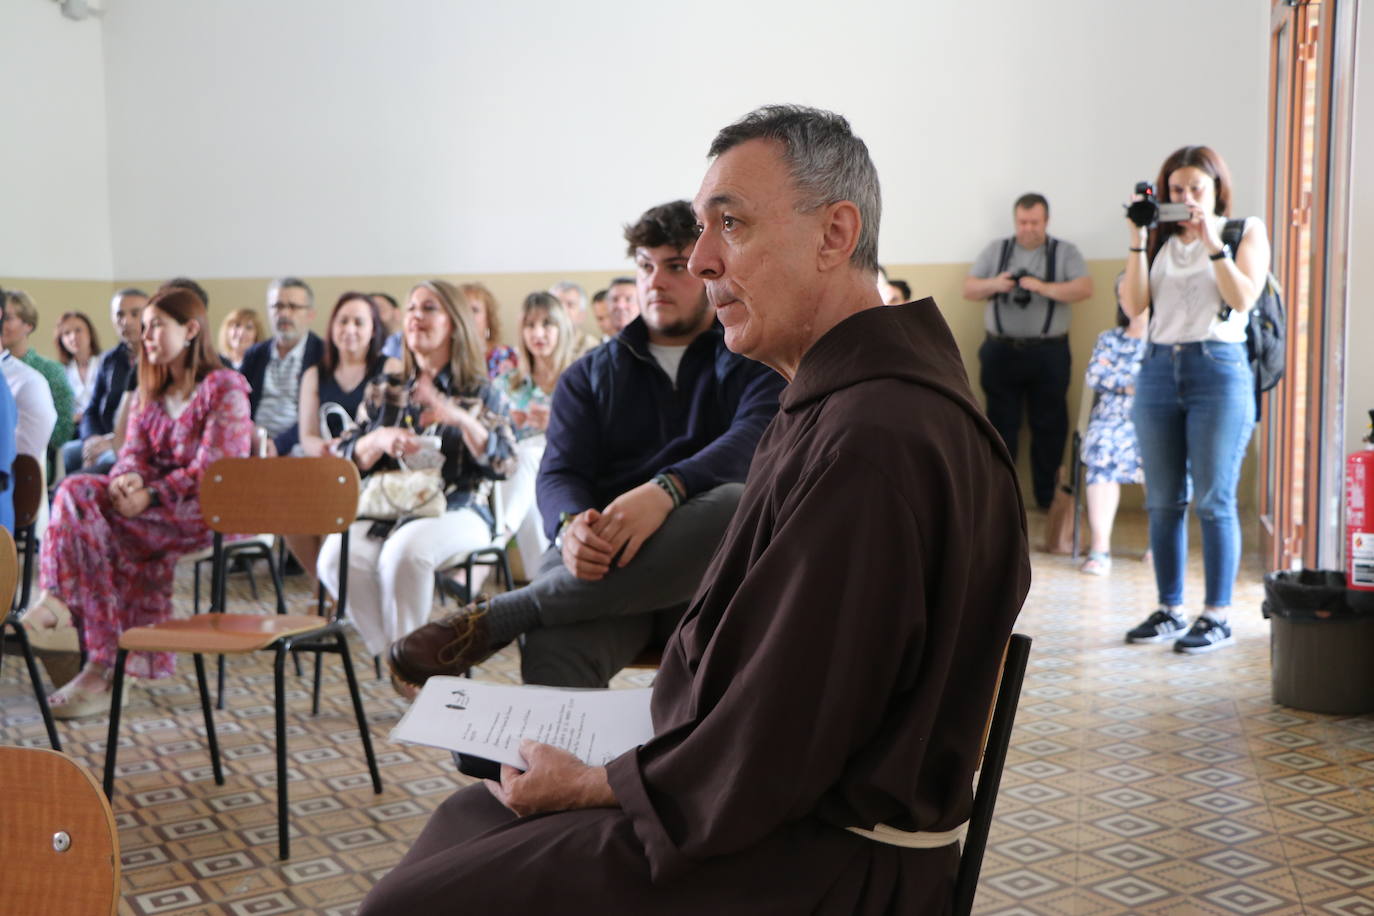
311, 653, 322, 716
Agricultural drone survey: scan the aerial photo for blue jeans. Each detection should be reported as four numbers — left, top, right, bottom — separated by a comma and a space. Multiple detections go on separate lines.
1132, 341, 1255, 608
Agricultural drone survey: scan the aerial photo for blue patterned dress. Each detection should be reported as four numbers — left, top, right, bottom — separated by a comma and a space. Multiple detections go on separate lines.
1082, 328, 1146, 485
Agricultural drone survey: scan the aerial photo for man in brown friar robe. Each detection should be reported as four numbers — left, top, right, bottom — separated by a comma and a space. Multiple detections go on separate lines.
360, 105, 1030, 915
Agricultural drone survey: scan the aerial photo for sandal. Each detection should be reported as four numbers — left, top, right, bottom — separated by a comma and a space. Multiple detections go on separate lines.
1080, 552, 1112, 576
49, 678, 129, 720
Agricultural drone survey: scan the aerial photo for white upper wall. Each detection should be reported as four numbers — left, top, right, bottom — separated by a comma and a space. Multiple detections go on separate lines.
20, 0, 1269, 279
0, 0, 112, 279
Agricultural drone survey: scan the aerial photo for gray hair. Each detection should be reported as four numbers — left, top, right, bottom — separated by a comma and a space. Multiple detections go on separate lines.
267, 276, 314, 306
707, 104, 881, 273
549, 281, 586, 309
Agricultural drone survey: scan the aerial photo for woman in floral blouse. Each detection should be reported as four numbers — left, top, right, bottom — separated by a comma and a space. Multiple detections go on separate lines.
25, 287, 254, 717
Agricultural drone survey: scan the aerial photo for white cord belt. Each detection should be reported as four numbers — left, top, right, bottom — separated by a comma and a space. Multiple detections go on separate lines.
845, 821, 968, 849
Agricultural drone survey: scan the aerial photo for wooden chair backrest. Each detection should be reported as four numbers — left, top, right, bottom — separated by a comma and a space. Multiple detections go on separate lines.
0, 746, 121, 916
12, 453, 42, 529
200, 457, 360, 536
0, 525, 18, 610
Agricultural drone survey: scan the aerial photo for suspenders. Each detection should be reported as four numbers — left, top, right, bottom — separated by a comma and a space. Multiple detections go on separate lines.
992, 237, 1059, 337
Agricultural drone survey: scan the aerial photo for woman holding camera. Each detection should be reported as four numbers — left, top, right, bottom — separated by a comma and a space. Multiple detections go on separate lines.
316, 280, 517, 660
1120, 145, 1270, 654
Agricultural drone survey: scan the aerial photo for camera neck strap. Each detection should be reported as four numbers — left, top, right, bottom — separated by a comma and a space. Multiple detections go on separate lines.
993, 236, 1059, 337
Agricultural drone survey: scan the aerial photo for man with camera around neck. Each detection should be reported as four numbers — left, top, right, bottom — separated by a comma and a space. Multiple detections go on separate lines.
963, 193, 1092, 509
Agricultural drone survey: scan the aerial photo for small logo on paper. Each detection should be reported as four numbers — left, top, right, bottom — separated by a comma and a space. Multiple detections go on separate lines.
445, 690, 469, 711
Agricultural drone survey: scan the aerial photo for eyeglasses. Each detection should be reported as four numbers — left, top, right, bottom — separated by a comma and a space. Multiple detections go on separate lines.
269, 301, 311, 312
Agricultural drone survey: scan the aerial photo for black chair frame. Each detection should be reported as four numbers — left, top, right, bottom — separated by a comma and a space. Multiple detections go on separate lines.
103, 524, 382, 860
952, 632, 1032, 916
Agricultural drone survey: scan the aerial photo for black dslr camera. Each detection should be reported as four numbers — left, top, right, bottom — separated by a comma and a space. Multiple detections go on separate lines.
1008, 269, 1033, 306
1125, 181, 1192, 228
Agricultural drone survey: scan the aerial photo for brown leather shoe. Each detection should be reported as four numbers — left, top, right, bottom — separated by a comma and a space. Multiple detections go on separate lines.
387, 601, 497, 688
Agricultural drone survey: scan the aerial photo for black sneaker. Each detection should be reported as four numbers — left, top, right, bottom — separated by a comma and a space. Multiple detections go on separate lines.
1174, 617, 1235, 654
1125, 607, 1189, 643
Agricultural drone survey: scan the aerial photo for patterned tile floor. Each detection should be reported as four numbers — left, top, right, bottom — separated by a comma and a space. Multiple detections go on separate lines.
1, 511, 1371, 914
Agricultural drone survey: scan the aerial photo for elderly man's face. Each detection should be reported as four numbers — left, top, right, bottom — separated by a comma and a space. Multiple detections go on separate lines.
689, 138, 822, 369
268, 284, 314, 344
554, 287, 585, 324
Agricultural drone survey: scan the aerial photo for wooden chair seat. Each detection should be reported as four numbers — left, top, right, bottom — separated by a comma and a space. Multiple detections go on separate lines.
119, 613, 329, 654
0, 746, 120, 916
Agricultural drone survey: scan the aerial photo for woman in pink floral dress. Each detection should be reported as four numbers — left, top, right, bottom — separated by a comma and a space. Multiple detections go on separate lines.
23, 287, 254, 717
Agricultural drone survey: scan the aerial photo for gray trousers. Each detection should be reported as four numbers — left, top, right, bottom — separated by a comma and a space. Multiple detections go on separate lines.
515, 483, 743, 688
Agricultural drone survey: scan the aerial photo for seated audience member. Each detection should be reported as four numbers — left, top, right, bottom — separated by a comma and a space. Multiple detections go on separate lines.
316, 280, 517, 660
590, 288, 616, 339
372, 291, 404, 359
459, 283, 517, 379
0, 375, 14, 533
216, 308, 264, 371
239, 277, 323, 456
1, 323, 58, 470
890, 277, 912, 302
387, 199, 785, 691
164, 276, 211, 305
361, 105, 1028, 916
288, 292, 387, 576
54, 311, 103, 424
604, 276, 641, 334
2, 291, 75, 475
64, 288, 147, 475
22, 288, 253, 718
550, 280, 601, 356
491, 291, 578, 570
1081, 286, 1148, 576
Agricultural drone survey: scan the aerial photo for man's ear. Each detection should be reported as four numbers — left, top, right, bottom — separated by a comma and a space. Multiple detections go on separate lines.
816, 200, 862, 271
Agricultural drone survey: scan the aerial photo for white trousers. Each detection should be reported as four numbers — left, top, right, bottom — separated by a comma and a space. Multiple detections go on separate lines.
317, 508, 491, 657
499, 436, 549, 566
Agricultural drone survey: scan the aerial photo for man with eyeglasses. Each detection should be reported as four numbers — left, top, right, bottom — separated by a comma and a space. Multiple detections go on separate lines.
239, 277, 322, 456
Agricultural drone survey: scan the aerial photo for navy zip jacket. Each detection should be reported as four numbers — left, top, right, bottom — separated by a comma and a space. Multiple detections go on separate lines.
79, 341, 135, 439
536, 316, 784, 543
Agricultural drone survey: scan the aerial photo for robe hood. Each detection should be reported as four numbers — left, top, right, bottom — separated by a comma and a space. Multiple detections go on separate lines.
786, 298, 1010, 453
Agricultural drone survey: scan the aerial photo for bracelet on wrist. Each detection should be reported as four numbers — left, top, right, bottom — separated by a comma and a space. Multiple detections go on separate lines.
1129, 246, 1145, 253
652, 474, 683, 509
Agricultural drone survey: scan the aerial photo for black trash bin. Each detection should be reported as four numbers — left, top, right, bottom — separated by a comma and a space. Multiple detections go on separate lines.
1264, 569, 1374, 715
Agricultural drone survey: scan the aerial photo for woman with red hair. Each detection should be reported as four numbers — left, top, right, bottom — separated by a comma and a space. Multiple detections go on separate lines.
22, 286, 255, 717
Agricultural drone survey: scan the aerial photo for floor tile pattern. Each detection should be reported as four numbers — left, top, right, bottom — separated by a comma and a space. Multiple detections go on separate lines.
1, 511, 1370, 914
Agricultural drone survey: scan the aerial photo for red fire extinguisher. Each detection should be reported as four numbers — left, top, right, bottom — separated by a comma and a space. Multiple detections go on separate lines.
1346, 409, 1374, 591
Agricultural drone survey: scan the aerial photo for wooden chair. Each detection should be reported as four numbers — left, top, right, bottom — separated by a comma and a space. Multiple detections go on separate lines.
0, 525, 63, 749
101, 456, 382, 860
0, 745, 120, 915
952, 632, 1032, 916
10, 453, 43, 612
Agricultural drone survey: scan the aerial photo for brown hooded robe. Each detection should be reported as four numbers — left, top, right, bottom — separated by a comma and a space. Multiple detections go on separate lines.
361, 299, 1030, 915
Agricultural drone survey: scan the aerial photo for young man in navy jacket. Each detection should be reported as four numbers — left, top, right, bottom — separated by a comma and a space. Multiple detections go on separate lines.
389, 200, 784, 689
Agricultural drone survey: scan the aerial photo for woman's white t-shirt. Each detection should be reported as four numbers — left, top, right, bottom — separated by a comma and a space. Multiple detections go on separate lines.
1148, 215, 1261, 345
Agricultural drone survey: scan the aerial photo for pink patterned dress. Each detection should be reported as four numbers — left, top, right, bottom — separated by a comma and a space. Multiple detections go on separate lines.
40, 369, 254, 678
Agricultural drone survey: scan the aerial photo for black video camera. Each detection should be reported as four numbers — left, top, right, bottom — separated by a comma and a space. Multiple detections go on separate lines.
1125, 181, 1192, 228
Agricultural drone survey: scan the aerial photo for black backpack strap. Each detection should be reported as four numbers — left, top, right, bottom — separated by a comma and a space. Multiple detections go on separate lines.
992, 238, 1014, 335
1218, 219, 1246, 319
1040, 237, 1059, 336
